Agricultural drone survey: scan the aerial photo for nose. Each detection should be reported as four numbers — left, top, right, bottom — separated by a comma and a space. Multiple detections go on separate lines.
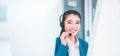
71, 23, 77, 29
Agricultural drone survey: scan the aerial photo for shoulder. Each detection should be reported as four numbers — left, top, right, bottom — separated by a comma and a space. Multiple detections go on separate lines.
78, 38, 88, 47
56, 37, 60, 41
55, 37, 61, 44
78, 38, 87, 43
78, 38, 89, 55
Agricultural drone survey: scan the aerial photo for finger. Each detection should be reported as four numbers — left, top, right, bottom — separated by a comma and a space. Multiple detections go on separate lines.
60, 32, 69, 39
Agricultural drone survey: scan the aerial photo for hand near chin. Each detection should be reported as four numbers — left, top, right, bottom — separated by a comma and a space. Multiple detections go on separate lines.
60, 32, 69, 46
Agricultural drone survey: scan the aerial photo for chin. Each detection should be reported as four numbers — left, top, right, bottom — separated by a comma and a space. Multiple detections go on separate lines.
72, 33, 77, 36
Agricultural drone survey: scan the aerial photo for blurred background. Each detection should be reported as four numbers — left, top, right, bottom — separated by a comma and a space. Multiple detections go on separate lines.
0, 0, 120, 56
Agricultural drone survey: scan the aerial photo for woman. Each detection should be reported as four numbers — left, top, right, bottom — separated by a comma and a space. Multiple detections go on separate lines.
54, 10, 88, 56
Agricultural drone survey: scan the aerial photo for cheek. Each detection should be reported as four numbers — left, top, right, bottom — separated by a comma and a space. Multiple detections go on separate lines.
75, 25, 80, 32
78, 25, 80, 29
77, 25, 80, 31
64, 24, 71, 31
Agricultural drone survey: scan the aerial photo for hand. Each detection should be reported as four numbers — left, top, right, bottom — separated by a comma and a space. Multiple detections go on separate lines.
60, 32, 69, 46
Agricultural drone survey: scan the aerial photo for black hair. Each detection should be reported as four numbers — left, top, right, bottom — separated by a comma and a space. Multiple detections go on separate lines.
59, 10, 81, 36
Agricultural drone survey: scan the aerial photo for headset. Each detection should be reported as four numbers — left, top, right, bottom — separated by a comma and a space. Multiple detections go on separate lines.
59, 14, 65, 36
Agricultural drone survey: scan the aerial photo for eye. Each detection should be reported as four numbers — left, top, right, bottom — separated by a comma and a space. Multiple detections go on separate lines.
76, 21, 80, 24
66, 20, 72, 24
68, 21, 72, 24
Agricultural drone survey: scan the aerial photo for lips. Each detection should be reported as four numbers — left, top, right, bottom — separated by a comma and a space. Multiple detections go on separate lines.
69, 29, 78, 33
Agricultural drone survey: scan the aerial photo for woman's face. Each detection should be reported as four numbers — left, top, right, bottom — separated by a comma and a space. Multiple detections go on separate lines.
64, 14, 80, 36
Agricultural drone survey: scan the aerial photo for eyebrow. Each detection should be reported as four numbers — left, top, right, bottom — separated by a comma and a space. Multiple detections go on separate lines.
66, 20, 72, 22
65, 20, 80, 22
76, 20, 80, 22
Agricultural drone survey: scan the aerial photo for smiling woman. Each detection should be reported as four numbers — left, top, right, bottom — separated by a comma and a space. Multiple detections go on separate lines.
54, 10, 88, 56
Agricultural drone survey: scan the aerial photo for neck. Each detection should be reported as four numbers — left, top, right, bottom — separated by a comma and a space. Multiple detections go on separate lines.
69, 36, 77, 44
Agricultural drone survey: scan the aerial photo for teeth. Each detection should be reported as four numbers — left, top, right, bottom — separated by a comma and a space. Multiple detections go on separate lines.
69, 29, 77, 33
70, 30, 77, 33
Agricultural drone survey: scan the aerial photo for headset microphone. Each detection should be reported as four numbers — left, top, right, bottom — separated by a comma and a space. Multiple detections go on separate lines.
69, 33, 72, 36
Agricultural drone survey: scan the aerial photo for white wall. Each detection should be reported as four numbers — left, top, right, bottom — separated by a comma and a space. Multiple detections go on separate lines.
0, 0, 63, 56
88, 0, 120, 56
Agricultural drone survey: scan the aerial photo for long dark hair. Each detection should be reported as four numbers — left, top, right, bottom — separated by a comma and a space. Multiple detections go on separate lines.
59, 10, 81, 36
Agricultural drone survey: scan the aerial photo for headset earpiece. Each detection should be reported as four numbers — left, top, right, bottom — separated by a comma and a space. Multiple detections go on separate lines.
59, 14, 63, 27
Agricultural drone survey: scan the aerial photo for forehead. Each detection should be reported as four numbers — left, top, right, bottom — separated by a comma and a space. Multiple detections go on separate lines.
65, 14, 80, 21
